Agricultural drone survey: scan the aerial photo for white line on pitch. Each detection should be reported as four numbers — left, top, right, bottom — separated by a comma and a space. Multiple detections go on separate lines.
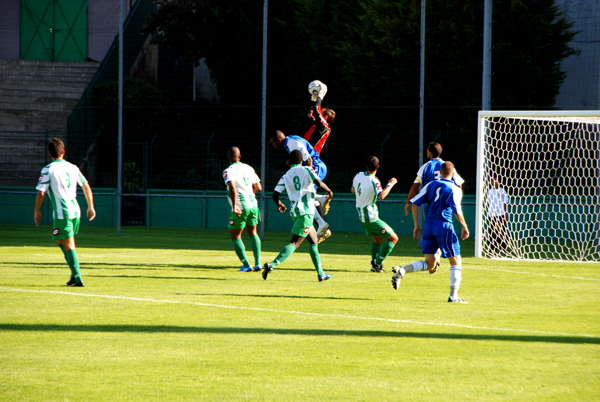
1, 287, 598, 339
464, 266, 600, 281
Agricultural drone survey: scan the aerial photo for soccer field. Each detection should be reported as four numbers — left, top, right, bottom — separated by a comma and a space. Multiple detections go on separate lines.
1, 224, 599, 401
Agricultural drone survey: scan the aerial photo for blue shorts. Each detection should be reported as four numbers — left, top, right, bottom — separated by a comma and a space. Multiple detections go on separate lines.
421, 220, 460, 258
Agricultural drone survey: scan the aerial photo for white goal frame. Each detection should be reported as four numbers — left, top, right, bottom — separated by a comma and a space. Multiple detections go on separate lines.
475, 110, 600, 261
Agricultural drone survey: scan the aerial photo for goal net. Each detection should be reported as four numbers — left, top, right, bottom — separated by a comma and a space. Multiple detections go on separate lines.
475, 111, 600, 262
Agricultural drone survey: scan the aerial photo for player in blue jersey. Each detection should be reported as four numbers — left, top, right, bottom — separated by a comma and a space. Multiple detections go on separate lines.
403, 142, 464, 217
270, 130, 331, 242
393, 162, 470, 303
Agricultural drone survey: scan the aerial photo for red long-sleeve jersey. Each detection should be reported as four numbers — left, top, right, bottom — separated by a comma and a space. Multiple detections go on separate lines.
303, 97, 331, 155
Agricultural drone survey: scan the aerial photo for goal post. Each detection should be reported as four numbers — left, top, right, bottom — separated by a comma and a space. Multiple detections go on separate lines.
475, 111, 600, 262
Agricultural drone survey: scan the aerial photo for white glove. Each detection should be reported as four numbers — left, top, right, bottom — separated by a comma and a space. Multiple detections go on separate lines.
308, 80, 324, 101
318, 82, 327, 99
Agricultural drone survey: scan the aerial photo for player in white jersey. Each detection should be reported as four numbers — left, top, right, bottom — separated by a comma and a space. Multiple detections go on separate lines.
392, 162, 470, 303
34, 138, 95, 287
271, 130, 332, 243
351, 156, 398, 273
223, 147, 262, 272
262, 150, 333, 282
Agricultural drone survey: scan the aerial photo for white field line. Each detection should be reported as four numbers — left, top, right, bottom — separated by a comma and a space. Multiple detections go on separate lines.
464, 266, 600, 281
0, 287, 598, 339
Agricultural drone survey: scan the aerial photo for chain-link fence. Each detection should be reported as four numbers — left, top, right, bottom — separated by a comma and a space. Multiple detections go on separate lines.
1, 0, 598, 227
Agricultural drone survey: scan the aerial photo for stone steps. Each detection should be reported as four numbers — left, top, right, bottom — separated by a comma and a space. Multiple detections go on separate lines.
0, 59, 99, 186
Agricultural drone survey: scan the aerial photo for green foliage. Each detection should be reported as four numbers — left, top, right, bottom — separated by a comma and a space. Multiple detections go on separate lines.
92, 78, 171, 142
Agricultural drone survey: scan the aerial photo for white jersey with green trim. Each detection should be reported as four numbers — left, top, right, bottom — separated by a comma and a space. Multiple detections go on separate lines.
223, 162, 260, 211
36, 159, 88, 220
274, 164, 317, 218
352, 171, 382, 223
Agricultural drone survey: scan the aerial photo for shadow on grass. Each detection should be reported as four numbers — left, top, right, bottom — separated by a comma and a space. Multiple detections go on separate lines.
185, 293, 371, 301
0, 323, 596, 345
9, 262, 357, 274
0, 224, 431, 258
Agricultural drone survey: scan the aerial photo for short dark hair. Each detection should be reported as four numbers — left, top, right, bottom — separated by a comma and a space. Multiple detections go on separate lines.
322, 108, 336, 123
272, 130, 286, 139
289, 150, 303, 165
440, 161, 454, 177
227, 146, 240, 162
366, 156, 379, 171
428, 142, 442, 158
48, 138, 64, 158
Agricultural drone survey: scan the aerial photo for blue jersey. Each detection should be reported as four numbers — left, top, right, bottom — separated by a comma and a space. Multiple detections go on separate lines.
284, 135, 326, 181
414, 159, 465, 187
411, 178, 463, 223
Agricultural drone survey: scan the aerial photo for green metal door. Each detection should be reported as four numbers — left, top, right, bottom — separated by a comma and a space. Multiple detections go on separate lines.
21, 0, 87, 61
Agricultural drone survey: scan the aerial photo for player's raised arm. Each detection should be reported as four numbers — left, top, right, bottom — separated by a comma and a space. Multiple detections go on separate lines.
379, 178, 397, 200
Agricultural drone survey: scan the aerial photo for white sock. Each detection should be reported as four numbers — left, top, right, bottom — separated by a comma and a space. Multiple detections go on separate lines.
315, 194, 328, 204
449, 265, 461, 298
313, 205, 327, 229
403, 260, 427, 273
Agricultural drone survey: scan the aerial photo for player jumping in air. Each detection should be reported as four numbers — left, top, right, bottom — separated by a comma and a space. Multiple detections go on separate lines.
352, 156, 398, 273
303, 80, 336, 217
304, 80, 336, 156
223, 147, 262, 272
262, 150, 333, 282
34, 138, 96, 287
393, 161, 470, 303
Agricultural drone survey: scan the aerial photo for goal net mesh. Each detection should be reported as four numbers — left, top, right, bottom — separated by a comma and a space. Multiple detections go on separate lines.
479, 114, 600, 262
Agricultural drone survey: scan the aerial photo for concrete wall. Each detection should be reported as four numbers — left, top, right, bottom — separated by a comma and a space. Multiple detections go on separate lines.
0, 187, 477, 238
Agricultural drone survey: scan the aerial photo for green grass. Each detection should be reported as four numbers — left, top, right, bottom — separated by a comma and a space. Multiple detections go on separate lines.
1, 224, 599, 401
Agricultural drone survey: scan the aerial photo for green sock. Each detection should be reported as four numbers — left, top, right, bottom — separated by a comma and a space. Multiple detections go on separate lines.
272, 243, 296, 267
232, 238, 250, 267
250, 234, 261, 266
371, 242, 382, 261
308, 244, 324, 276
376, 241, 396, 265
65, 249, 82, 283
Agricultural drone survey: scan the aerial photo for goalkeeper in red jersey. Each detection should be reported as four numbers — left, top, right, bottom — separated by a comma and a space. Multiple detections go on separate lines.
304, 80, 336, 155
303, 80, 336, 217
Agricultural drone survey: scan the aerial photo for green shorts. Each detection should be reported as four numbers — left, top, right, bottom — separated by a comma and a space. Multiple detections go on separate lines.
361, 219, 394, 238
52, 217, 80, 240
228, 206, 261, 229
291, 214, 314, 237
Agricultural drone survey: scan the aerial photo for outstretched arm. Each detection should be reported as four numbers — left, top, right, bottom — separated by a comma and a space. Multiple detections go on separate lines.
314, 178, 333, 201
378, 178, 397, 200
